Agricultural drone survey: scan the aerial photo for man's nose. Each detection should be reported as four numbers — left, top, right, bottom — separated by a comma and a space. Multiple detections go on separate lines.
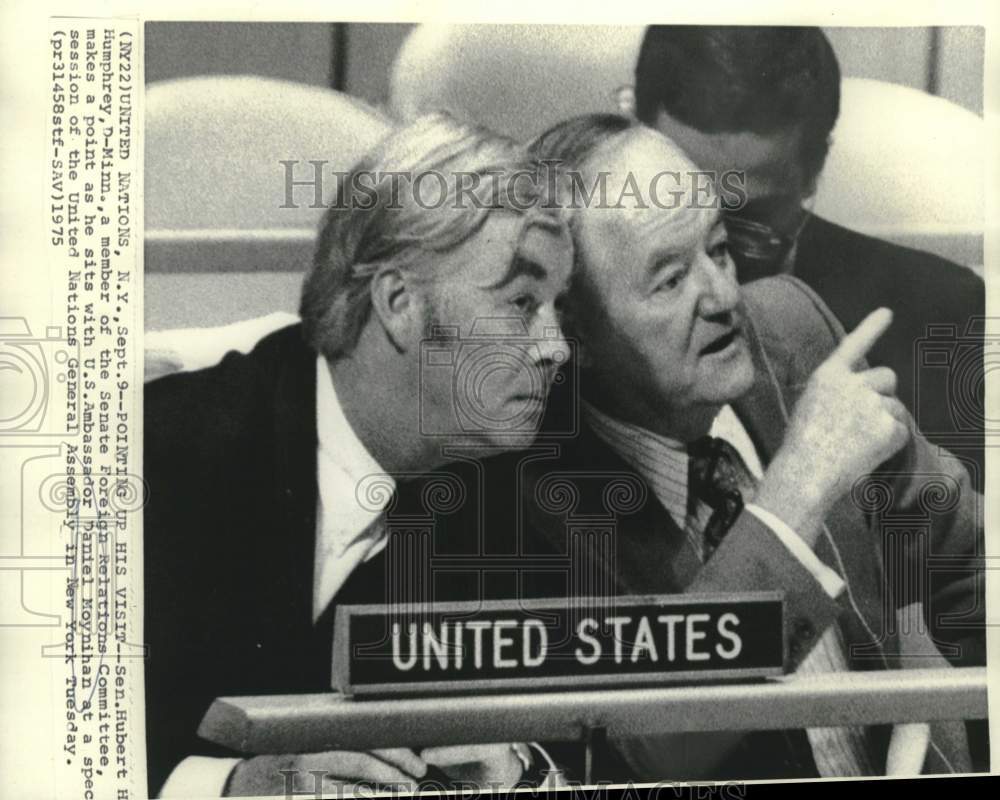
529, 305, 572, 373
695, 253, 740, 318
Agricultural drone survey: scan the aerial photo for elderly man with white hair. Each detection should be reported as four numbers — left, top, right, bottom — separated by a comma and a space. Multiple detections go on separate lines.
509, 114, 984, 781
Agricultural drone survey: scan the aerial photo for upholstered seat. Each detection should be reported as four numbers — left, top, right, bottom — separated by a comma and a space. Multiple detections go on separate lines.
388, 25, 983, 265
145, 76, 391, 331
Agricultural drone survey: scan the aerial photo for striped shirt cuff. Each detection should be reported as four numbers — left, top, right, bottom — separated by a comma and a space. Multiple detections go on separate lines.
745, 504, 846, 598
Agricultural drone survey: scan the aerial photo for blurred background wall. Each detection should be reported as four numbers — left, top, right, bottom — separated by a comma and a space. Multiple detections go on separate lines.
144, 22, 985, 115
143, 23, 985, 330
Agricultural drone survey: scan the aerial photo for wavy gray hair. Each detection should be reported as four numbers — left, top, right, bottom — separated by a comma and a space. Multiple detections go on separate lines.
301, 112, 566, 359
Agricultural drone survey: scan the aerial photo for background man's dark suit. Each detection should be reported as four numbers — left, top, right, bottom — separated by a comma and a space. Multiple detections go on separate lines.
512, 276, 984, 779
794, 215, 985, 489
143, 326, 487, 795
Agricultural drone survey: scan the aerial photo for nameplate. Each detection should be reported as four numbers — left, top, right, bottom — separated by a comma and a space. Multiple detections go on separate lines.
332, 593, 784, 696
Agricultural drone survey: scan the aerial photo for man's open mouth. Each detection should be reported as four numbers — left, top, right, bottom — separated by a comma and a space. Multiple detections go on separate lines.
700, 328, 739, 356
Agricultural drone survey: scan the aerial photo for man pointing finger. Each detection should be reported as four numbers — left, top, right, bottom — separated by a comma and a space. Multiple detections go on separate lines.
515, 116, 983, 780
755, 308, 911, 546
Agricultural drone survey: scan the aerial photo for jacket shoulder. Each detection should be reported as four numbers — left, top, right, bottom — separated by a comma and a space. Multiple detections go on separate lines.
798, 215, 972, 276
742, 275, 845, 375
144, 323, 306, 456
795, 216, 983, 324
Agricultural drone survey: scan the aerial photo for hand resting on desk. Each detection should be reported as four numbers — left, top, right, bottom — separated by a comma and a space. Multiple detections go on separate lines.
223, 743, 531, 796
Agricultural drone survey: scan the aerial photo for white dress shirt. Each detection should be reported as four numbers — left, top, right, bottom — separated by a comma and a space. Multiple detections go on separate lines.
161, 358, 395, 797
584, 402, 885, 776
162, 360, 542, 796
585, 403, 844, 593
313, 357, 396, 621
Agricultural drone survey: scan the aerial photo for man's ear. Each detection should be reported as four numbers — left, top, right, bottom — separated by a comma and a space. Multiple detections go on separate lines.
369, 265, 418, 352
574, 336, 594, 370
615, 85, 637, 118
560, 315, 594, 371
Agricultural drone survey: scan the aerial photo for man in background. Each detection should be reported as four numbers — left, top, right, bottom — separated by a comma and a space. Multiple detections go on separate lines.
629, 25, 985, 489
144, 113, 573, 796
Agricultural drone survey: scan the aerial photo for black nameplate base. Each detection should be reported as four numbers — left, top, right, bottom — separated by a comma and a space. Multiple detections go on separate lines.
332, 593, 784, 697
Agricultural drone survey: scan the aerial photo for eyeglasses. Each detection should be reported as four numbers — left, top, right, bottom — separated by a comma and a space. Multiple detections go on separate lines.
723, 199, 814, 275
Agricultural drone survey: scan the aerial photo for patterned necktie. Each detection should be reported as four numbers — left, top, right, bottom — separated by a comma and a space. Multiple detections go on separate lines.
688, 435, 876, 776
687, 436, 747, 558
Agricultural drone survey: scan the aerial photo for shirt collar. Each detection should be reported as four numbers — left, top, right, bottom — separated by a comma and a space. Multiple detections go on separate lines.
313, 357, 395, 621
582, 401, 762, 527
316, 356, 391, 488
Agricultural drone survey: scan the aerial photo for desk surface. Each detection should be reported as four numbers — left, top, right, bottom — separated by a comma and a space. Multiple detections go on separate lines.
200, 666, 987, 754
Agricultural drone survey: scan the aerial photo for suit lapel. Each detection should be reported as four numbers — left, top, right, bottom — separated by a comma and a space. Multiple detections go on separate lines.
532, 294, 963, 773
736, 311, 852, 582
736, 310, 895, 668
529, 424, 703, 596
732, 306, 979, 773
731, 312, 791, 465
265, 327, 320, 633
532, 310, 838, 600
537, 309, 888, 626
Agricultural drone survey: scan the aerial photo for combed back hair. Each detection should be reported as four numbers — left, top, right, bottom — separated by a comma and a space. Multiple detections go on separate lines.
530, 113, 636, 179
301, 112, 566, 359
634, 26, 841, 182
528, 113, 637, 262
528, 114, 639, 335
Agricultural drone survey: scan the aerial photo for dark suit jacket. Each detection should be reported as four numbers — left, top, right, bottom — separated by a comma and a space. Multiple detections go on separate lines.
512, 276, 984, 780
144, 274, 984, 790
794, 214, 985, 489
143, 325, 495, 795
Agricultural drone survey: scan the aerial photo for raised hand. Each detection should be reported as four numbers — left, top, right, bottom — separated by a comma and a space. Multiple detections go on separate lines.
755, 308, 909, 545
